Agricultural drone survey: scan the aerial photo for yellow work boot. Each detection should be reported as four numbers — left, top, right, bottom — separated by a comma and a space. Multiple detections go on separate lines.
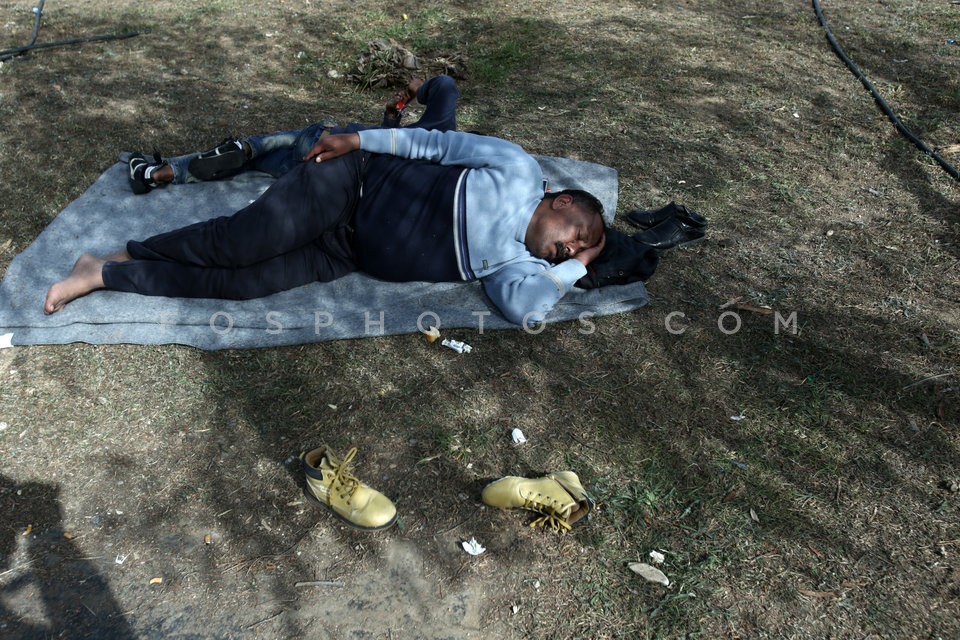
301, 446, 397, 531
481, 472, 593, 533
548, 471, 594, 524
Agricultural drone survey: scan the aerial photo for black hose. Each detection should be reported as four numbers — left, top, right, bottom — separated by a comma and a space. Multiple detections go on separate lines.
812, 0, 960, 181
1, 32, 143, 61
26, 0, 46, 48
0, 0, 145, 63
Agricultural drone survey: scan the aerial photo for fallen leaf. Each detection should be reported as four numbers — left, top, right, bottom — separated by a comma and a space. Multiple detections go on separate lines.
750, 508, 760, 523
22, 525, 32, 536
150, 577, 163, 585
629, 562, 670, 586
63, 532, 76, 540
798, 588, 837, 598
204, 534, 212, 545
941, 144, 960, 154
734, 303, 775, 315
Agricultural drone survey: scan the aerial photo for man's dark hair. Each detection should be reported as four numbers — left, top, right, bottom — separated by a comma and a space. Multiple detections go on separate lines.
543, 188, 604, 220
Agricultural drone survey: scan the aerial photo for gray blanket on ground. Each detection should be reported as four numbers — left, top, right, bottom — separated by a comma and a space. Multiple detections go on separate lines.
0, 156, 648, 350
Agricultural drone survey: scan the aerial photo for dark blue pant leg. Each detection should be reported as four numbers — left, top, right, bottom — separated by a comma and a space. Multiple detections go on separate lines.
103, 152, 365, 299
411, 75, 459, 132
248, 123, 329, 178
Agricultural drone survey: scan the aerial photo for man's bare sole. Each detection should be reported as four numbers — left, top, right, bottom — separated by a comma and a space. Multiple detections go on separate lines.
44, 253, 108, 314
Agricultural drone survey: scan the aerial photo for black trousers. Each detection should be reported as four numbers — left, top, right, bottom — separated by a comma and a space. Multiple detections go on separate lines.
103, 152, 366, 299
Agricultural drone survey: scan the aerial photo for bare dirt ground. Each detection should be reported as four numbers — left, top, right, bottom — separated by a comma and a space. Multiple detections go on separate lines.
1, 0, 958, 638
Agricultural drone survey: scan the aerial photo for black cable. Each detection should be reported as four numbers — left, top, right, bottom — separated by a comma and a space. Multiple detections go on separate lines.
0, 0, 44, 58
0, 32, 143, 61
26, 0, 46, 48
812, 0, 960, 181
0, 0, 145, 63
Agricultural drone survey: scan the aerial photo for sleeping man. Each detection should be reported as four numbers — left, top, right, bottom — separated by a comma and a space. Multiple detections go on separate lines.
44, 128, 606, 326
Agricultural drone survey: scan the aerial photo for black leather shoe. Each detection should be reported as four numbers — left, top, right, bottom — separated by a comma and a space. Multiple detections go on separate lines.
625, 202, 708, 230
632, 217, 706, 252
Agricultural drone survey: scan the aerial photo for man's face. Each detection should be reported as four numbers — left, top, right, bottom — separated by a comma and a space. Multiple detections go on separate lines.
529, 197, 603, 264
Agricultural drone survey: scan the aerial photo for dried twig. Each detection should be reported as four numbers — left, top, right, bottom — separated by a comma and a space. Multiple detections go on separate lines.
0, 558, 36, 578
246, 610, 284, 629
902, 372, 953, 389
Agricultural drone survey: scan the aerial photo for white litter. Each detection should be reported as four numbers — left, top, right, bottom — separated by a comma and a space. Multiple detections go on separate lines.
461, 537, 486, 556
442, 339, 472, 354
511, 428, 527, 444
649, 550, 666, 564
0, 333, 13, 348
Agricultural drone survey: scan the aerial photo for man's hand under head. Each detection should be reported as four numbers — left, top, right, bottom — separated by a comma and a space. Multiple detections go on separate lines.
304, 133, 361, 163
574, 231, 606, 267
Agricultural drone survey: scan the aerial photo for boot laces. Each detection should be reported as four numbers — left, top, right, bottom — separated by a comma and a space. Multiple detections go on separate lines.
522, 493, 574, 532
329, 447, 361, 503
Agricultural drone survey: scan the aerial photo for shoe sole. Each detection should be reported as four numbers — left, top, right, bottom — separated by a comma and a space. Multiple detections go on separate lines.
303, 488, 398, 532
129, 176, 150, 195
188, 148, 247, 181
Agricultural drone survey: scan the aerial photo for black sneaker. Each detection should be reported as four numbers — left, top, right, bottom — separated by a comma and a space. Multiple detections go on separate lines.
187, 138, 247, 181
128, 152, 167, 195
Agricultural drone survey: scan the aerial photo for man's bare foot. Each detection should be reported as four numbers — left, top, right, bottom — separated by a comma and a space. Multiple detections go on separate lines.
44, 254, 107, 314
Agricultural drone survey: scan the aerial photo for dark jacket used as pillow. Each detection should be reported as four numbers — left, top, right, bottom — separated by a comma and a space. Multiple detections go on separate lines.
576, 227, 660, 289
